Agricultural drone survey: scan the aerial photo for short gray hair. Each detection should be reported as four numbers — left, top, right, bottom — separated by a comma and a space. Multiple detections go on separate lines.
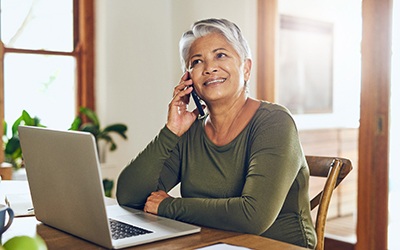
179, 18, 252, 72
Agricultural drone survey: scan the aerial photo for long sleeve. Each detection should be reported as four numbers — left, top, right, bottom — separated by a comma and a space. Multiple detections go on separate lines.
116, 126, 181, 208
157, 107, 304, 235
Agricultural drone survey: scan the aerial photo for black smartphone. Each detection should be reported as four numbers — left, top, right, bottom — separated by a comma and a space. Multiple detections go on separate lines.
186, 72, 205, 117
191, 87, 205, 117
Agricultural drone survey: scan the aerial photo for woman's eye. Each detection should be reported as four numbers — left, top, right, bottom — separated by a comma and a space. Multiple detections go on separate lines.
216, 53, 227, 59
190, 59, 202, 68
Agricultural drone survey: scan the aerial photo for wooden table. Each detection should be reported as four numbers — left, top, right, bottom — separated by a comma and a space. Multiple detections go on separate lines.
1, 180, 306, 249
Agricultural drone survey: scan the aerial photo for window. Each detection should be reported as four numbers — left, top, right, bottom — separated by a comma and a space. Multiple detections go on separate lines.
278, 15, 333, 115
0, 0, 94, 161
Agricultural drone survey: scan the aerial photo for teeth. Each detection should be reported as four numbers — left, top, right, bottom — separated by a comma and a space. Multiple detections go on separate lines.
205, 79, 225, 86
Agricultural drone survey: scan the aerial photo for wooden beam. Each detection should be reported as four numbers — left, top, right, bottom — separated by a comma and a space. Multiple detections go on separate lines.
76, 0, 95, 112
3, 47, 75, 56
356, 0, 392, 249
257, 0, 278, 102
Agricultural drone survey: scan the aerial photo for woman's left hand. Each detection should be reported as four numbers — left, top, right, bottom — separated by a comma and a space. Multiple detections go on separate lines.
144, 190, 171, 214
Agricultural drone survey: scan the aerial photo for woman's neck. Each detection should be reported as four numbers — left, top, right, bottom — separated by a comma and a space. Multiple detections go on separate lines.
204, 97, 260, 146
207, 96, 247, 128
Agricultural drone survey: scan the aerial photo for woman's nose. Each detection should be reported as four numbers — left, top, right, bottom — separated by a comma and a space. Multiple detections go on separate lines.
203, 61, 218, 75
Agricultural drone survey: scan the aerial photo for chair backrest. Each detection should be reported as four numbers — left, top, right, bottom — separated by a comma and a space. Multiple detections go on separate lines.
306, 155, 353, 250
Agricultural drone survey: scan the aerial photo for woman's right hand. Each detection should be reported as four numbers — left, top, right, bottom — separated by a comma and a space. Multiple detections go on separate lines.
166, 72, 201, 136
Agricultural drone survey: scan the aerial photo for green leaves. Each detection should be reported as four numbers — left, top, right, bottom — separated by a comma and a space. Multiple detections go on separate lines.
3, 110, 45, 169
3, 107, 128, 170
69, 107, 128, 152
103, 124, 128, 139
10, 110, 44, 136
69, 117, 82, 131
102, 178, 114, 197
79, 107, 100, 127
4, 137, 20, 155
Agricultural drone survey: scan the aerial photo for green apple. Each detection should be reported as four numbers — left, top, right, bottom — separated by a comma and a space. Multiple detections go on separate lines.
2, 235, 47, 250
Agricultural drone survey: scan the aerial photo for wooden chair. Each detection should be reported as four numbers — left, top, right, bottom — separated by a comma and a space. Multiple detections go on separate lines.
306, 155, 353, 250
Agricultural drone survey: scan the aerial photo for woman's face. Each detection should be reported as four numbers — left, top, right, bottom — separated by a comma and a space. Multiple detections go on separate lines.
187, 33, 251, 104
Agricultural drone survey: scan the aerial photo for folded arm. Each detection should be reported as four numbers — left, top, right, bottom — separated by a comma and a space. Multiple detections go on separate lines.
116, 126, 181, 208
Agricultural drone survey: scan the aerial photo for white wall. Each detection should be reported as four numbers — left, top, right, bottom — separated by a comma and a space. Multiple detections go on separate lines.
95, 0, 257, 180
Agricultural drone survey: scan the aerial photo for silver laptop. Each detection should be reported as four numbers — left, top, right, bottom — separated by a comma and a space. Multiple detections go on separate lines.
18, 126, 200, 249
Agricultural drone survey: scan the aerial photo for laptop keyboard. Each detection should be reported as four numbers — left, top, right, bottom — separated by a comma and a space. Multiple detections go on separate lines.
109, 219, 153, 240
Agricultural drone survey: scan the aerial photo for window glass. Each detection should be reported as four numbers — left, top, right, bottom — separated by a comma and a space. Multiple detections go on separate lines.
4, 53, 76, 133
278, 0, 361, 129
0, 0, 73, 51
279, 15, 333, 115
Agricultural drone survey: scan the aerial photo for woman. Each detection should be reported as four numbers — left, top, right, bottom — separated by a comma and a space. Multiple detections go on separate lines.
117, 18, 316, 249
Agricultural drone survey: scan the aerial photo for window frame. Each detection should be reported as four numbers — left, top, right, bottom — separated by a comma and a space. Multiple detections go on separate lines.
0, 0, 95, 163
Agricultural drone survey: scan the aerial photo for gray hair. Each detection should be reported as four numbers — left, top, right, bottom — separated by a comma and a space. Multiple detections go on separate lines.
179, 18, 252, 72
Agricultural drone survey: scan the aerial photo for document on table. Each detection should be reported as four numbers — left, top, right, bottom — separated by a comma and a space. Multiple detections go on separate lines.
197, 243, 250, 250
0, 180, 34, 217
5, 193, 34, 217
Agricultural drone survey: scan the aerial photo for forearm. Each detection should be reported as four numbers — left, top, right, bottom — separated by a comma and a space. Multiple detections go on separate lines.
158, 195, 270, 234
116, 126, 180, 208
158, 158, 298, 234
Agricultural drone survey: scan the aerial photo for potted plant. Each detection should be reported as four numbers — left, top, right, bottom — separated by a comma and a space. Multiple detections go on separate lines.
69, 107, 128, 162
1, 110, 45, 180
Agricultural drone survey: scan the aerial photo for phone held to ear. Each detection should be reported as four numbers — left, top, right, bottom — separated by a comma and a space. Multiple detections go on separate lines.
186, 71, 205, 118
191, 87, 205, 117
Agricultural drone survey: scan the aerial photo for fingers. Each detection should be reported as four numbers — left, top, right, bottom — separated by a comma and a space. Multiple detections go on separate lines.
169, 88, 192, 116
173, 77, 193, 98
144, 193, 156, 214
166, 73, 198, 136
144, 191, 170, 214
173, 85, 192, 99
181, 71, 191, 81
171, 77, 193, 110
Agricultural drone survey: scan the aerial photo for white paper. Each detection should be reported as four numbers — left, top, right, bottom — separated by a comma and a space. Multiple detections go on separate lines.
196, 243, 251, 250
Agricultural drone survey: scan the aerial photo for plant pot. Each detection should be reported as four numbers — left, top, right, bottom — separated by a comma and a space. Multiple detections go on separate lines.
0, 162, 13, 180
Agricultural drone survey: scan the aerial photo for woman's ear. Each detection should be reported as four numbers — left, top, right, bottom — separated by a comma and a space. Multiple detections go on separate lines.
243, 59, 252, 82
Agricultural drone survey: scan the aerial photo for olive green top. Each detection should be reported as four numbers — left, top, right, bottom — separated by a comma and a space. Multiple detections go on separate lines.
117, 101, 316, 249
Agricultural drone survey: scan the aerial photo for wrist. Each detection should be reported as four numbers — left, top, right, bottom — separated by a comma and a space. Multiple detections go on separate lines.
166, 123, 183, 137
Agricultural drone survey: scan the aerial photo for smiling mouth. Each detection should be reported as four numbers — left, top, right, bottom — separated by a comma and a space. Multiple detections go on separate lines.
204, 78, 226, 86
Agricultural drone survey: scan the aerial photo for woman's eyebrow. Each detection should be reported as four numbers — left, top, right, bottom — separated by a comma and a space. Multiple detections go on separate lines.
213, 48, 228, 53
190, 53, 202, 61
189, 48, 229, 61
